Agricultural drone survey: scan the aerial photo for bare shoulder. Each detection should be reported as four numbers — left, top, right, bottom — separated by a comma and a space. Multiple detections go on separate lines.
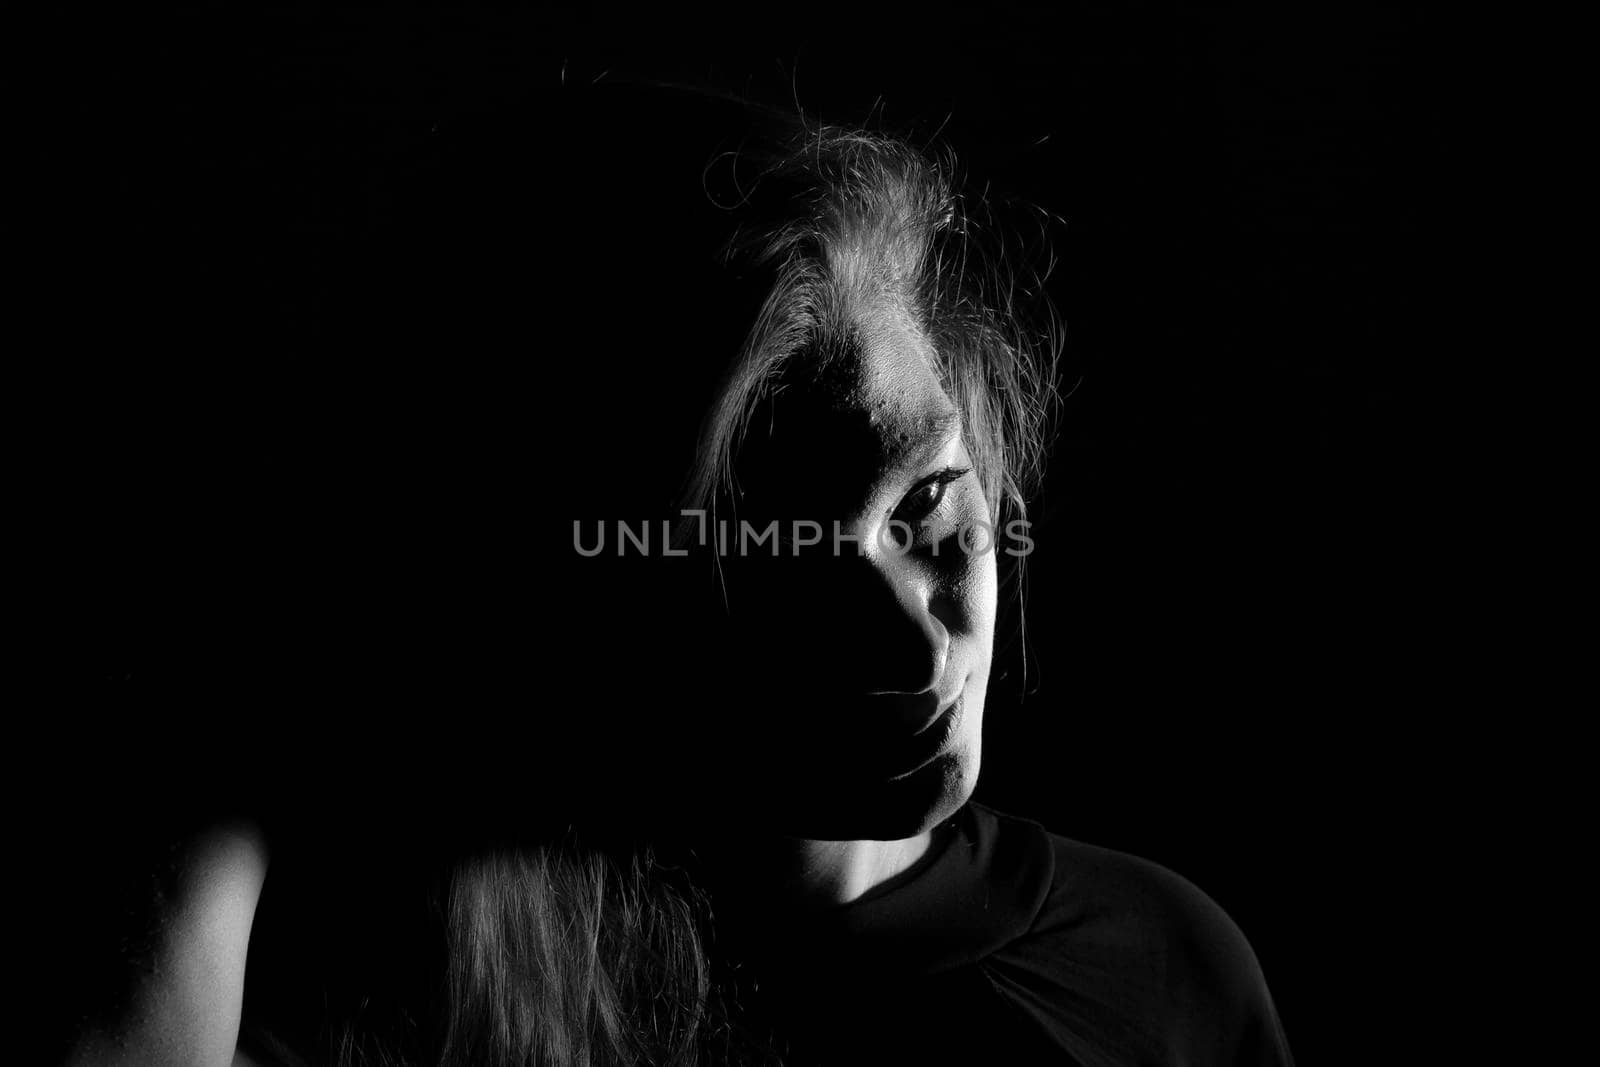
64, 820, 269, 1067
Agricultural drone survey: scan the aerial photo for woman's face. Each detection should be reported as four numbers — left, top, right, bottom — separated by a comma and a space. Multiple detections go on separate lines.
717, 304, 998, 841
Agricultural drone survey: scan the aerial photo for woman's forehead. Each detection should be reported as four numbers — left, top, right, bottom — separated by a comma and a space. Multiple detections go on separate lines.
740, 314, 961, 507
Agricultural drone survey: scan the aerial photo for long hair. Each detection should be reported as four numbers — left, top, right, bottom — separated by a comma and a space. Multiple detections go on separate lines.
324, 840, 774, 1067
438, 845, 711, 1067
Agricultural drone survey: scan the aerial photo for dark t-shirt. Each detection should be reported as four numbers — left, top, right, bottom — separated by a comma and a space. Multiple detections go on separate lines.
236, 802, 1293, 1065
719, 802, 1294, 1066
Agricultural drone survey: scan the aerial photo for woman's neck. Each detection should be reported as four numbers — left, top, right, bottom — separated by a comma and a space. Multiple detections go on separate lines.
689, 812, 958, 916
752, 829, 943, 908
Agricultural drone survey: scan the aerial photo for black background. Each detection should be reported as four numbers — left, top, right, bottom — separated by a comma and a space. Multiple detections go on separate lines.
22, 6, 1438, 1062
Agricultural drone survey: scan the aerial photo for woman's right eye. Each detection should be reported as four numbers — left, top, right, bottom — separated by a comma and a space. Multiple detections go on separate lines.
893, 467, 972, 527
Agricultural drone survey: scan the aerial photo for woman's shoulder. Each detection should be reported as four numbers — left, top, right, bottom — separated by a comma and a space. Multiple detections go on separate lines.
968, 803, 1295, 1065
970, 802, 1267, 980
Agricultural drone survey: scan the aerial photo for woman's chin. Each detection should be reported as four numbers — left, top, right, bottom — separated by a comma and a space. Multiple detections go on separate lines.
769, 745, 981, 842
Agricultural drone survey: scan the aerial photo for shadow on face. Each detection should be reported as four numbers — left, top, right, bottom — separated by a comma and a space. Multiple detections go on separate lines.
130, 83, 1044, 849
706, 307, 999, 841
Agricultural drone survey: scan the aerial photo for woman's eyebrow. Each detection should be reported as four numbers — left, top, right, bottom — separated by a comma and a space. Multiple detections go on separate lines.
921, 407, 965, 454
893, 407, 964, 470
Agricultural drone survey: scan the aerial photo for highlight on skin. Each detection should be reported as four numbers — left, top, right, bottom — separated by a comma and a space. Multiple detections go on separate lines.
665, 119, 1062, 849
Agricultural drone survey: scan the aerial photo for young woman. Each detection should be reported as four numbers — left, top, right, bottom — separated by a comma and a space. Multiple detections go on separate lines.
59, 83, 1293, 1065
637, 108, 1297, 1067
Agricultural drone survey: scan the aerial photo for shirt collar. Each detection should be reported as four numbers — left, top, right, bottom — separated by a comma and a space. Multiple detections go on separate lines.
737, 801, 1056, 976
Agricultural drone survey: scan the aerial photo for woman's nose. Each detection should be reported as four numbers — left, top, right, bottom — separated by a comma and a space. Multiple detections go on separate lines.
727, 544, 952, 697
853, 555, 950, 697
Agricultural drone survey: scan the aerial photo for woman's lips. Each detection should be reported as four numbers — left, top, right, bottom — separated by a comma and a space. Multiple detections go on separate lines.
753, 680, 969, 778
890, 673, 971, 734
884, 694, 964, 780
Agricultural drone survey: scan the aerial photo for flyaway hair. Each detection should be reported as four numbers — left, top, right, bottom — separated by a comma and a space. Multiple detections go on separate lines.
679, 122, 1061, 547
